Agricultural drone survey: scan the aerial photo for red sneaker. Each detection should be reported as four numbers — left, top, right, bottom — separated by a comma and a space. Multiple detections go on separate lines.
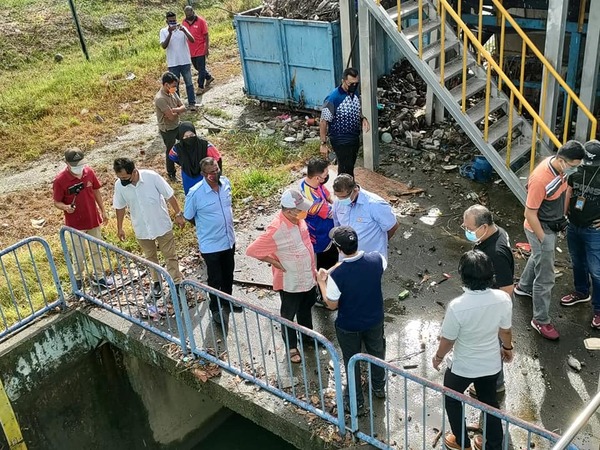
592, 314, 600, 329
560, 292, 591, 306
531, 319, 559, 340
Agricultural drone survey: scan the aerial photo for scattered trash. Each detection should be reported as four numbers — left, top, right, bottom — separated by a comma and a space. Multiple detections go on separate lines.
567, 355, 582, 372
419, 207, 442, 226
403, 364, 418, 370
398, 289, 410, 300
460, 156, 493, 183
403, 230, 413, 239
31, 218, 46, 228
441, 165, 458, 171
556, 247, 562, 253
584, 338, 600, 350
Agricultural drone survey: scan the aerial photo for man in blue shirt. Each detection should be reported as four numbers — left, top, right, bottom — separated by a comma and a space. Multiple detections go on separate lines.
320, 67, 370, 178
332, 174, 399, 260
184, 157, 238, 324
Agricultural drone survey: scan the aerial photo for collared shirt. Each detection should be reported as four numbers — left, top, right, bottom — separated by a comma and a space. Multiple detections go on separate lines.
113, 170, 174, 240
159, 27, 192, 67
154, 88, 182, 132
183, 176, 235, 254
321, 86, 362, 145
333, 188, 397, 259
181, 15, 209, 57
53, 166, 102, 230
246, 211, 316, 293
299, 179, 334, 253
524, 156, 567, 232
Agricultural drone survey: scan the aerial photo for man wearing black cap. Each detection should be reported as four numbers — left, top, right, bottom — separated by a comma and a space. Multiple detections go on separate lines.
562, 140, 600, 329
53, 149, 110, 289
514, 140, 584, 340
316, 226, 386, 411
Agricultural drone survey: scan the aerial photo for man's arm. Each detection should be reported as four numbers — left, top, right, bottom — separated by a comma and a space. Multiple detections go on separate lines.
166, 195, 185, 228
160, 28, 175, 49
205, 33, 210, 56
93, 189, 108, 223
317, 268, 339, 310
246, 228, 285, 271
156, 97, 185, 121
524, 207, 545, 242
319, 119, 329, 157
387, 219, 399, 239
115, 208, 127, 241
432, 337, 455, 371
498, 327, 514, 363
181, 25, 195, 43
54, 201, 75, 214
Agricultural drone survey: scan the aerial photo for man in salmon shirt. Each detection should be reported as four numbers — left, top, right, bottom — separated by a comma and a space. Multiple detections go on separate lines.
514, 141, 584, 340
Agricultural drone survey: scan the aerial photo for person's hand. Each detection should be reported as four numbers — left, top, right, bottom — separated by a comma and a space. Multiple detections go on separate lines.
101, 210, 108, 223
117, 228, 126, 242
65, 205, 75, 214
168, 24, 178, 33
175, 215, 185, 229
432, 354, 443, 371
501, 348, 513, 363
270, 260, 286, 272
317, 268, 328, 282
319, 144, 329, 157
362, 117, 370, 133
593, 219, 600, 229
206, 49, 210, 57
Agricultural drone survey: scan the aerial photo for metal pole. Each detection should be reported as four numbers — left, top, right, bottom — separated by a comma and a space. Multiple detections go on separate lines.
67, 0, 90, 61
551, 390, 600, 450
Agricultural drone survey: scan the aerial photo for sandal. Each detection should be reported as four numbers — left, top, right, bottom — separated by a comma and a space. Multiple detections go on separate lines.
288, 348, 302, 364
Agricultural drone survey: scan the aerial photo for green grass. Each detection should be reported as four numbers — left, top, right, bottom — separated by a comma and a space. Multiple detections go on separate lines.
229, 169, 293, 202
203, 106, 233, 120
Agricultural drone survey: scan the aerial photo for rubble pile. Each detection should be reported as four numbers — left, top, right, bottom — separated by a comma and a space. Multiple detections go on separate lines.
258, 0, 399, 21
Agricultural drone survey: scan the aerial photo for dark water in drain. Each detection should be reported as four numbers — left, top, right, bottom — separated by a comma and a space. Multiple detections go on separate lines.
196, 414, 297, 449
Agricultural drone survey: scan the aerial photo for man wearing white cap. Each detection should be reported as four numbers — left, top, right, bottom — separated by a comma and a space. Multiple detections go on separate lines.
246, 189, 317, 364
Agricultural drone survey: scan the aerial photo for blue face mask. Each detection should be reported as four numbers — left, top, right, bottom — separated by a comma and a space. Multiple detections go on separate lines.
563, 166, 578, 177
337, 197, 352, 206
464, 224, 483, 243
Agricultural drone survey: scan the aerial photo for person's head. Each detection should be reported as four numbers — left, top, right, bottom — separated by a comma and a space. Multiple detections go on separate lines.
458, 250, 495, 291
583, 140, 600, 168
280, 189, 312, 224
200, 157, 220, 185
556, 140, 584, 176
183, 5, 195, 20
462, 204, 494, 243
114, 158, 137, 186
341, 67, 359, 94
329, 226, 358, 256
333, 174, 358, 206
64, 148, 85, 177
178, 121, 197, 141
165, 11, 177, 26
306, 157, 329, 185
161, 71, 178, 95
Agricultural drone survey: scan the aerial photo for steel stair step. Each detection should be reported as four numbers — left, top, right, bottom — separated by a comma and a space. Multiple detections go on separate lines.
403, 18, 440, 41
449, 78, 487, 103
499, 141, 533, 169
420, 39, 460, 63
466, 97, 505, 124
386, 1, 421, 22
434, 58, 473, 82
486, 116, 522, 147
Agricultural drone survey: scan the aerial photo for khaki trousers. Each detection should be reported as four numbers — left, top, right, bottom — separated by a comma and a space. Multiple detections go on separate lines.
71, 226, 103, 280
137, 230, 183, 283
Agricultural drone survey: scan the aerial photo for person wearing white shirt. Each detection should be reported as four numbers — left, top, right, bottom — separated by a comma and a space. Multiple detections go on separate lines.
113, 158, 185, 298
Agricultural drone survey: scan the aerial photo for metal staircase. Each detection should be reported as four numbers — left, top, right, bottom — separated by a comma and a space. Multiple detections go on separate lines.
359, 0, 597, 205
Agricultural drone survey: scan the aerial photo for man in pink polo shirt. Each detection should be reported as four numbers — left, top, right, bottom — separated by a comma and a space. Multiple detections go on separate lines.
246, 189, 317, 364
182, 5, 214, 95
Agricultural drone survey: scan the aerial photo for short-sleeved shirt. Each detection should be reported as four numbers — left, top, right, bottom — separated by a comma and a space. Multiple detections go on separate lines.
53, 166, 102, 230
169, 141, 221, 194
333, 188, 397, 259
246, 211, 316, 293
154, 88, 182, 132
441, 288, 512, 378
321, 86, 362, 146
524, 156, 567, 232
112, 170, 174, 240
182, 15, 208, 57
159, 27, 192, 67
299, 179, 334, 253
567, 166, 600, 227
475, 227, 514, 289
183, 176, 235, 254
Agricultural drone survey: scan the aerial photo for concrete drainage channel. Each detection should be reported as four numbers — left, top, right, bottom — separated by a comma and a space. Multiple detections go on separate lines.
0, 310, 322, 450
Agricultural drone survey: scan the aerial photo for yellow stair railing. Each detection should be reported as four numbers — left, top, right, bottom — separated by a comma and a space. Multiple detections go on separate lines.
378, 0, 597, 174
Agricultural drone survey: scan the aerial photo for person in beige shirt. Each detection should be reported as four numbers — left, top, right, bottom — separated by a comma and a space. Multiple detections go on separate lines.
154, 71, 187, 182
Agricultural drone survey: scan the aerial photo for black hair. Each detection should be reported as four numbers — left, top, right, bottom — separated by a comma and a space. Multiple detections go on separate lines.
557, 140, 585, 162
343, 67, 359, 79
165, 11, 176, 18
464, 204, 494, 227
113, 158, 135, 174
335, 239, 358, 255
333, 174, 356, 194
161, 71, 178, 85
458, 250, 495, 291
306, 157, 329, 177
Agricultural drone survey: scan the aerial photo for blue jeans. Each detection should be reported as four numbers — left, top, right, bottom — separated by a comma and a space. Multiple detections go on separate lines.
336, 321, 385, 406
168, 64, 196, 106
567, 224, 600, 312
191, 55, 212, 89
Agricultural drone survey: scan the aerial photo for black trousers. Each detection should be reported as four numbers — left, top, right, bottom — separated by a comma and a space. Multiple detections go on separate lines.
201, 246, 235, 313
332, 140, 360, 178
160, 127, 179, 177
279, 287, 317, 350
444, 369, 503, 450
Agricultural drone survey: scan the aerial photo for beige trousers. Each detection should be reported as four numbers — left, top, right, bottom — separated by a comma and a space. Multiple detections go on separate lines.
71, 226, 103, 280
137, 230, 183, 283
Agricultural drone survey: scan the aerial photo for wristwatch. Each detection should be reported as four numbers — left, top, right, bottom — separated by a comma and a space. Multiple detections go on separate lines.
175, 212, 184, 218
320, 140, 327, 145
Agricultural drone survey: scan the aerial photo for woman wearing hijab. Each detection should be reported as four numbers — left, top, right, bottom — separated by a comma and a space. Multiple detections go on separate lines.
168, 121, 222, 194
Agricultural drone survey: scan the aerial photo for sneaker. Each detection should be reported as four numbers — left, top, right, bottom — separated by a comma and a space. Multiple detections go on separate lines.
196, 88, 205, 95
514, 284, 532, 298
152, 281, 162, 298
444, 433, 472, 450
75, 279, 83, 290
592, 314, 600, 329
560, 292, 591, 306
342, 397, 365, 415
472, 435, 483, 450
212, 310, 230, 325
232, 304, 243, 313
167, 173, 178, 182
371, 387, 386, 399
91, 277, 113, 290
188, 104, 197, 112
205, 76, 214, 87
530, 319, 559, 340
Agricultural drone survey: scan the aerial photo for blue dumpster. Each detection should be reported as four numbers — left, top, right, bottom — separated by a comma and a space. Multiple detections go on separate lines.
234, 8, 343, 110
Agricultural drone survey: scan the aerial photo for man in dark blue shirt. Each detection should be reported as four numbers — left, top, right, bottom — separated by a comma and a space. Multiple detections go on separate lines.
319, 68, 370, 178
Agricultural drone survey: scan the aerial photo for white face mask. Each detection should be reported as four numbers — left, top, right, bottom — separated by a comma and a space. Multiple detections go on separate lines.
70, 165, 84, 175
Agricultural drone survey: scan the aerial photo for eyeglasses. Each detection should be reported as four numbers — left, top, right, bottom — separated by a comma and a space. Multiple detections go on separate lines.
460, 223, 483, 233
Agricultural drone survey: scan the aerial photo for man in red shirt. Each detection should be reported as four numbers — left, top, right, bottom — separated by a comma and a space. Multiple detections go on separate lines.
53, 149, 110, 289
182, 5, 214, 95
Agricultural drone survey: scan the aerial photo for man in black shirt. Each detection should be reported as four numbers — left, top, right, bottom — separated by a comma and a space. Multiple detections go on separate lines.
562, 140, 600, 329
462, 204, 514, 394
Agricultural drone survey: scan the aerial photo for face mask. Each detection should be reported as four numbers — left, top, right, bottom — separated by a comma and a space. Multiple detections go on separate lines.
337, 196, 352, 206
168, 86, 177, 95
70, 165, 84, 175
183, 136, 196, 145
296, 210, 308, 220
319, 174, 329, 185
206, 172, 220, 184
168, 21, 177, 27
563, 165, 578, 177
120, 178, 132, 187
347, 83, 359, 94
464, 229, 480, 243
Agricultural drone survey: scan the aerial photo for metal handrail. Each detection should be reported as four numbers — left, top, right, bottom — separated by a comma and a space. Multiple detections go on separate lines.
551, 390, 600, 450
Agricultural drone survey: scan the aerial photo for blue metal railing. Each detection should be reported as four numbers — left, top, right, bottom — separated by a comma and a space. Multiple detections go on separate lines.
347, 353, 562, 449
0, 237, 65, 340
59, 226, 188, 354
178, 279, 347, 435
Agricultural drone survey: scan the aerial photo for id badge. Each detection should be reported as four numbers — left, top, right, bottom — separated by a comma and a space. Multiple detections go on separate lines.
575, 196, 586, 211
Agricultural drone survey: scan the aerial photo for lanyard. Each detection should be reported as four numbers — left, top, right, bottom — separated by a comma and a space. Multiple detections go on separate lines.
580, 167, 600, 197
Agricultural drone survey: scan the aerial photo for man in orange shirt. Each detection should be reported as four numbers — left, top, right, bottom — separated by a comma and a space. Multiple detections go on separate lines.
514, 141, 584, 340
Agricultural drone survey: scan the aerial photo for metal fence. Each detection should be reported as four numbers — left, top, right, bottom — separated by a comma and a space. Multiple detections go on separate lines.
59, 226, 188, 353
347, 353, 562, 449
179, 279, 347, 435
0, 237, 65, 340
